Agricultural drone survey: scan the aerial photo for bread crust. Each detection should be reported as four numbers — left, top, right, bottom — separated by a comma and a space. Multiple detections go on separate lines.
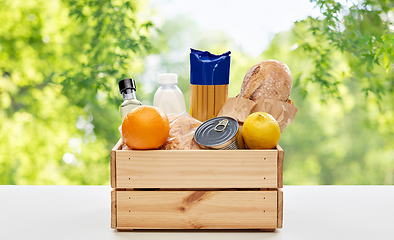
238, 60, 292, 102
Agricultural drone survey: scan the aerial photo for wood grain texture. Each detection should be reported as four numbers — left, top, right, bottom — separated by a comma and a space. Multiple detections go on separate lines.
116, 190, 277, 229
111, 190, 117, 229
276, 144, 284, 188
115, 149, 278, 189
277, 189, 283, 229
111, 138, 123, 188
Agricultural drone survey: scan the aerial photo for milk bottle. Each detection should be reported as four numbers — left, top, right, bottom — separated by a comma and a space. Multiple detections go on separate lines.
153, 73, 186, 115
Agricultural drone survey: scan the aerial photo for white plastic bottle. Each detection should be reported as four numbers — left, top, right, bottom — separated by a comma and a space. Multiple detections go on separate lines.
153, 73, 186, 115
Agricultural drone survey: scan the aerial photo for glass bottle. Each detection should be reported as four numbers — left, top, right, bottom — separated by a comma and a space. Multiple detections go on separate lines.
118, 78, 142, 122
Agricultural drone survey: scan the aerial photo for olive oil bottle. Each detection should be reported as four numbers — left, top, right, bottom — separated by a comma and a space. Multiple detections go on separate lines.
119, 78, 142, 122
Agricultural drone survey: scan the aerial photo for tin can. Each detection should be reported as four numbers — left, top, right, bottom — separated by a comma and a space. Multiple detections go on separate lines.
194, 116, 244, 150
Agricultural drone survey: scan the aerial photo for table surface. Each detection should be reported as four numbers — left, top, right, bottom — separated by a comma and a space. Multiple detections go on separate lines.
1, 185, 393, 240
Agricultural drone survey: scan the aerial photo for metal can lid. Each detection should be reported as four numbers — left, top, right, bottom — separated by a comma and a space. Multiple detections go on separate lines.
194, 116, 239, 149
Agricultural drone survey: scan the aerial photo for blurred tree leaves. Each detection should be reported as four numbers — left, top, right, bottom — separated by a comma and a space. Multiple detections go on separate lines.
296, 0, 394, 101
264, 0, 394, 184
0, 0, 393, 185
0, 0, 156, 184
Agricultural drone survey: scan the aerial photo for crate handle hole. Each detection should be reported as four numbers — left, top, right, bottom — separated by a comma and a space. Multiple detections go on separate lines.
129, 210, 131, 212
264, 177, 266, 180
264, 157, 267, 160
129, 178, 130, 180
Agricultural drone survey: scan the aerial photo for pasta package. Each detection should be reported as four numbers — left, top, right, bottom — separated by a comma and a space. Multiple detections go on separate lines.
189, 49, 231, 122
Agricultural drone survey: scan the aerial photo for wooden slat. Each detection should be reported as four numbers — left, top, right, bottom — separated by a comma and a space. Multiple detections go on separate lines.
111, 138, 123, 188
277, 189, 283, 229
111, 190, 117, 229
115, 149, 278, 189
116, 190, 277, 229
276, 144, 284, 188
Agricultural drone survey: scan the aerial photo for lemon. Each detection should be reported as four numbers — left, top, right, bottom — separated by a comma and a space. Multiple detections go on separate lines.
242, 112, 280, 149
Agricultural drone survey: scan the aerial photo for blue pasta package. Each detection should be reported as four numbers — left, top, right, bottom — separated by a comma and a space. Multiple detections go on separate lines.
190, 48, 231, 85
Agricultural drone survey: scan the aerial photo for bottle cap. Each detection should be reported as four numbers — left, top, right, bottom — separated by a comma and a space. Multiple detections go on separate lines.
158, 73, 177, 84
119, 78, 136, 93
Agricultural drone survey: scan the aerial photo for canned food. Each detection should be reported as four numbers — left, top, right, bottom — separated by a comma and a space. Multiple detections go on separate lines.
194, 116, 244, 150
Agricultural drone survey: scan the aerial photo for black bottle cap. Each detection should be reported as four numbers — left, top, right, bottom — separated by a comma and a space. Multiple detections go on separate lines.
118, 78, 136, 93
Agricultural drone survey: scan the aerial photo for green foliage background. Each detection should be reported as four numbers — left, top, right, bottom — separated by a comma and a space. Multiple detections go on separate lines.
0, 0, 393, 185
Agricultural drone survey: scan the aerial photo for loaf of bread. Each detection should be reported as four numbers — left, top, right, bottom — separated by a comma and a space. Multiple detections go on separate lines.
237, 60, 292, 102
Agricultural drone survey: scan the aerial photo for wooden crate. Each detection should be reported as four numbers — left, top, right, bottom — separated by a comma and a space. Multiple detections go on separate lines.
110, 139, 284, 230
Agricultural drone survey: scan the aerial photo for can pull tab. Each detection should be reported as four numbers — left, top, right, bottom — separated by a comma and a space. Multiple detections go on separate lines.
214, 119, 229, 132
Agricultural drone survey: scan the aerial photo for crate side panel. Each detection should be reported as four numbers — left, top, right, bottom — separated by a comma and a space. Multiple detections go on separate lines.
276, 145, 284, 188
117, 190, 277, 229
111, 139, 123, 188
116, 150, 278, 189
277, 189, 283, 229
111, 190, 117, 229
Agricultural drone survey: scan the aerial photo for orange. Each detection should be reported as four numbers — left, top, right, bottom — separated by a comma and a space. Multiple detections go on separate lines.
122, 106, 170, 149
242, 112, 280, 149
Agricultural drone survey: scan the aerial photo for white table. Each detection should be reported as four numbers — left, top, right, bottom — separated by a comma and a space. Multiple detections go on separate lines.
1, 185, 393, 240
